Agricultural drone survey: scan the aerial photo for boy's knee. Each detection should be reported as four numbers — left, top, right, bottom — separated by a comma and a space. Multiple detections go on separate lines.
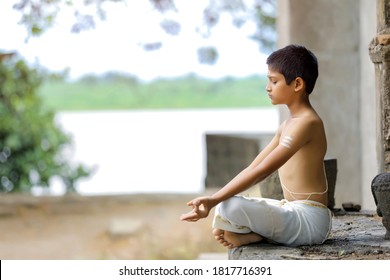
219, 196, 246, 219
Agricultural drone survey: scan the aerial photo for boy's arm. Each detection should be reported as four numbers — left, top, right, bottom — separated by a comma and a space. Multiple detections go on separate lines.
180, 128, 282, 222
209, 118, 315, 204
180, 119, 314, 222
248, 124, 283, 169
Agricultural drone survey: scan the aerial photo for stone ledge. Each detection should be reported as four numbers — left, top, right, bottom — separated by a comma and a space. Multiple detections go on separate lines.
229, 211, 390, 260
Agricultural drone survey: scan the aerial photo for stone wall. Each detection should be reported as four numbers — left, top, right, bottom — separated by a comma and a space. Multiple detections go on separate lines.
370, 40, 390, 169
369, 0, 390, 173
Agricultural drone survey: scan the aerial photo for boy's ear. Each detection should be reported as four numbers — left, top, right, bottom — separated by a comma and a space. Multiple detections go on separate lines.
294, 77, 305, 92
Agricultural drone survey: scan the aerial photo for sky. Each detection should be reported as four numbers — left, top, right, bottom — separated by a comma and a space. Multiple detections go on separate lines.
0, 0, 269, 81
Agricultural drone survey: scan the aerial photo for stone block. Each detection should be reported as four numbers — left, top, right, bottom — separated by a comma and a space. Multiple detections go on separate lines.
371, 173, 390, 239
259, 171, 283, 200
324, 158, 337, 209
205, 134, 260, 188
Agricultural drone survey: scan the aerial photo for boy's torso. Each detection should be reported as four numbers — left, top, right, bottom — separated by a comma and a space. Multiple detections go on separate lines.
278, 111, 328, 205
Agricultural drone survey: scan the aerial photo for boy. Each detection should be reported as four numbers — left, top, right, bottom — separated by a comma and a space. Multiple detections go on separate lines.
180, 45, 332, 249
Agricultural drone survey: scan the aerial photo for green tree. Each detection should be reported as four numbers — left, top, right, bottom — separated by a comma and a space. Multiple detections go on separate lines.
0, 53, 90, 193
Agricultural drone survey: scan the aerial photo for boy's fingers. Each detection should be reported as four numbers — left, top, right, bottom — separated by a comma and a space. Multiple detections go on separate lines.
179, 212, 190, 221
186, 198, 199, 206
180, 211, 199, 222
186, 197, 207, 206
186, 200, 193, 206
182, 197, 210, 221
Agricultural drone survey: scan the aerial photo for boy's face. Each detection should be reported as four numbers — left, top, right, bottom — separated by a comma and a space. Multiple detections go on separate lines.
266, 67, 295, 105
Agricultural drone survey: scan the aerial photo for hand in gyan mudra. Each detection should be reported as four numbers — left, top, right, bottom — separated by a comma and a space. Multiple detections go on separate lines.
180, 196, 214, 222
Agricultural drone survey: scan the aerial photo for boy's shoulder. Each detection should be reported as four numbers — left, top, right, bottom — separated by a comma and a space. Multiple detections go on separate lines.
280, 110, 323, 136
296, 112, 324, 132
300, 111, 323, 125
284, 109, 322, 125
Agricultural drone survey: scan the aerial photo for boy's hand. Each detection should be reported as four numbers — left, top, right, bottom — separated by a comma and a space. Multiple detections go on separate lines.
180, 196, 214, 222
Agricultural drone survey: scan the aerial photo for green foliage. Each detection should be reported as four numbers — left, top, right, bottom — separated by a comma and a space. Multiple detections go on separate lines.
38, 73, 271, 111
0, 54, 90, 193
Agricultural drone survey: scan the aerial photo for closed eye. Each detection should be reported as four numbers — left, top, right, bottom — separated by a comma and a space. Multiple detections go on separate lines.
267, 75, 277, 84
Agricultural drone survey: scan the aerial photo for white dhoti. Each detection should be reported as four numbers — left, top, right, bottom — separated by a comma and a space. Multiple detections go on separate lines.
212, 196, 332, 247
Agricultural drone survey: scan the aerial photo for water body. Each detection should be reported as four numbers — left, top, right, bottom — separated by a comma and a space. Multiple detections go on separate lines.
45, 108, 278, 195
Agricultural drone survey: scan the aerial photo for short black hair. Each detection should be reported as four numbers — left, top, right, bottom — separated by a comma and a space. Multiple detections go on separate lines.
266, 45, 318, 94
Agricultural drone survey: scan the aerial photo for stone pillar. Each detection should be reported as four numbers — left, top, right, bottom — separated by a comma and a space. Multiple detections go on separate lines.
369, 0, 390, 172
361, 0, 379, 210
369, 0, 390, 240
277, 0, 363, 208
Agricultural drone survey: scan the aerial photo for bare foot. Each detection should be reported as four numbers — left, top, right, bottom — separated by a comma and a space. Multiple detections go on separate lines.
212, 228, 263, 249
213, 228, 231, 247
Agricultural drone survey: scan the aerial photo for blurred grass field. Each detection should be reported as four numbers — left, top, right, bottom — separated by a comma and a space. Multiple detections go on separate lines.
38, 74, 271, 111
